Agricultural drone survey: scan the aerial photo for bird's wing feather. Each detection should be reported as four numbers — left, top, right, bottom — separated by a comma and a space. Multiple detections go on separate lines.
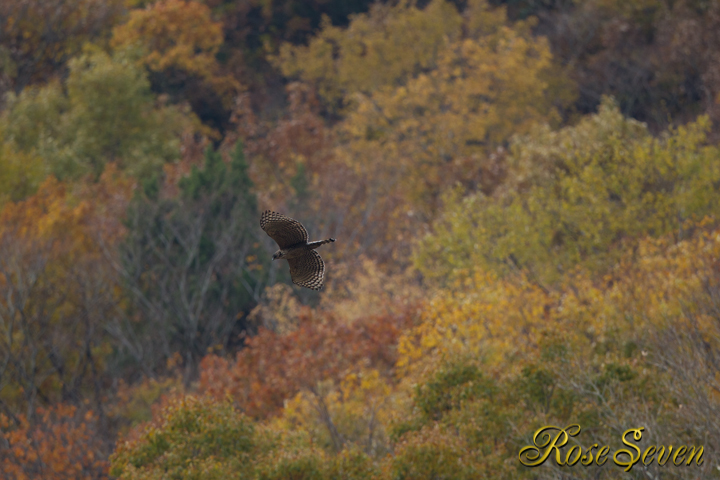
287, 250, 325, 290
260, 210, 308, 249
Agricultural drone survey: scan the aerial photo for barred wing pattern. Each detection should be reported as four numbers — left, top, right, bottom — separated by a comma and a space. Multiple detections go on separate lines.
260, 210, 308, 248
287, 251, 325, 290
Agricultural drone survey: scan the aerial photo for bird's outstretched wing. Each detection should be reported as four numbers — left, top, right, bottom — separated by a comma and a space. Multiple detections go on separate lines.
287, 250, 325, 290
260, 210, 308, 248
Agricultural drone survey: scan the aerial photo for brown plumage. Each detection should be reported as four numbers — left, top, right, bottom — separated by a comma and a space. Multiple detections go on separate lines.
260, 210, 335, 290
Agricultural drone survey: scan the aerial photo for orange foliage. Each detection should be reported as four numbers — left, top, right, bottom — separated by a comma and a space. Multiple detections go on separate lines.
0, 164, 132, 249
200, 307, 417, 419
0, 404, 108, 480
0, 168, 133, 412
226, 82, 335, 208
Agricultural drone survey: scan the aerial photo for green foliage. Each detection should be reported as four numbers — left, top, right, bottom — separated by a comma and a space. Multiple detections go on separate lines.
596, 362, 637, 388
390, 426, 477, 480
415, 362, 493, 421
1, 47, 192, 181
516, 365, 562, 415
289, 162, 310, 208
111, 396, 379, 480
255, 454, 323, 480
416, 97, 720, 284
322, 449, 379, 480
390, 359, 513, 475
255, 448, 377, 480
118, 142, 266, 377
110, 396, 255, 480
0, 139, 47, 204
180, 143, 256, 210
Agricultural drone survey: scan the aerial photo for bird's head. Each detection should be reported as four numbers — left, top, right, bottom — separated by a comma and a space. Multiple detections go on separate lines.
272, 250, 284, 261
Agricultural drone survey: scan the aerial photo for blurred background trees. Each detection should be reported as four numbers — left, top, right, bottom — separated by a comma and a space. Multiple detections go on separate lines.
1, 0, 720, 479
1, 48, 193, 181
0, 0, 123, 96
115, 143, 265, 382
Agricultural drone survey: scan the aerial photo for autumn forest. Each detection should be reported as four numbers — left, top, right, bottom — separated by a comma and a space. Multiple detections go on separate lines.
1, 0, 720, 478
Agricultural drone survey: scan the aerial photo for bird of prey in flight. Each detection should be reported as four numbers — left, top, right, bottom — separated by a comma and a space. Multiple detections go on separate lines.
260, 210, 335, 290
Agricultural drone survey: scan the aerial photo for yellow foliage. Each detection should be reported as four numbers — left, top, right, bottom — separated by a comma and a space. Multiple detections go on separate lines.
302, 0, 564, 259
268, 0, 567, 268
396, 270, 552, 380
248, 283, 302, 334
337, 23, 556, 217
400, 219, 720, 383
416, 98, 720, 284
111, 0, 240, 101
274, 0, 464, 109
318, 257, 424, 325
279, 368, 398, 455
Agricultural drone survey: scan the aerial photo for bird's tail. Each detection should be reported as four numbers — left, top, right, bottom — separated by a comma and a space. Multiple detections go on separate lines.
309, 238, 336, 249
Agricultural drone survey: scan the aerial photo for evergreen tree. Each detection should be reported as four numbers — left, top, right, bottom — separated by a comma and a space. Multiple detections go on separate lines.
116, 142, 266, 381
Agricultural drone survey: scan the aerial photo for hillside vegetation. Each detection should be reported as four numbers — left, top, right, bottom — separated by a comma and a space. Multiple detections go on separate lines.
0, 0, 719, 479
